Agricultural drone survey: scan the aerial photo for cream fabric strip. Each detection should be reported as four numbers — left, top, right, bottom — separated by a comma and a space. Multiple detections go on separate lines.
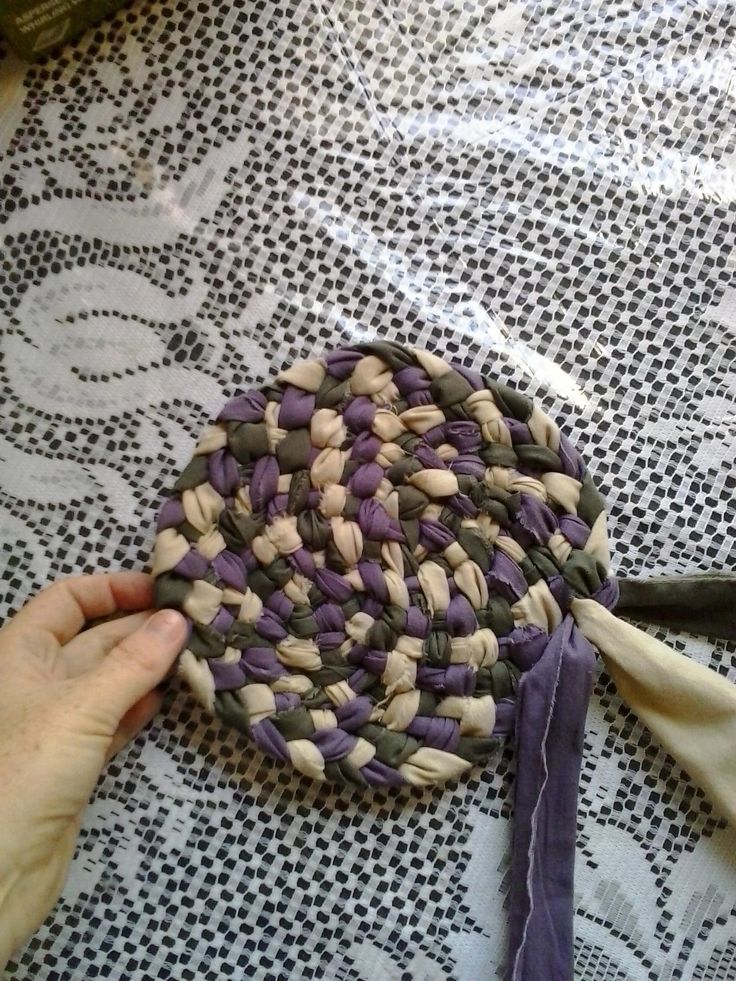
572, 598, 736, 824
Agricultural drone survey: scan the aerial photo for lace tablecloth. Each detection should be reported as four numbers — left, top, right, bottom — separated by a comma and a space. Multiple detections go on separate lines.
1, 1, 735, 978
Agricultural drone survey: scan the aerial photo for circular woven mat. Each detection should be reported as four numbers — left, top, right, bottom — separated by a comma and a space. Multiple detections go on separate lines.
152, 342, 611, 787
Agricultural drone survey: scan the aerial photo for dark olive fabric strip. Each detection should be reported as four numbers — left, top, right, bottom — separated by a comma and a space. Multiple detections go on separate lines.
616, 573, 736, 641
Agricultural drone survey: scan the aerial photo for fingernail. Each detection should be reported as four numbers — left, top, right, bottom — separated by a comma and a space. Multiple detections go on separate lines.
144, 609, 186, 640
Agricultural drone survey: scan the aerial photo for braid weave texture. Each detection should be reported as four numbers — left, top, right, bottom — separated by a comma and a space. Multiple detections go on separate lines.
152, 342, 611, 787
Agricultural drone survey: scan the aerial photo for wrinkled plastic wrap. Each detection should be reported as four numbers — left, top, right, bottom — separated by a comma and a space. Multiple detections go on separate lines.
1, 1, 735, 978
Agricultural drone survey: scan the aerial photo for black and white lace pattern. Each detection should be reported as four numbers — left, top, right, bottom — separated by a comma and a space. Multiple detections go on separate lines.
1, 0, 735, 978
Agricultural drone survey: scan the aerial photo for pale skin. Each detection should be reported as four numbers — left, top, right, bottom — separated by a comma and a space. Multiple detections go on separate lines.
0, 572, 187, 970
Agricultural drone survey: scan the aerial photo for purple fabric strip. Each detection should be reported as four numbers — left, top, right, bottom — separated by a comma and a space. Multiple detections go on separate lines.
487, 550, 527, 604
419, 519, 455, 551
250, 456, 280, 511
453, 364, 484, 390
360, 597, 384, 619
415, 664, 474, 695
334, 696, 373, 730
447, 493, 478, 518
358, 561, 390, 603
558, 515, 590, 549
350, 462, 384, 498
413, 443, 446, 469
274, 692, 301, 712
311, 728, 356, 761
217, 390, 266, 423
316, 630, 346, 650
346, 669, 371, 693
499, 625, 549, 671
173, 549, 208, 580
278, 386, 315, 428
250, 720, 289, 762
208, 659, 246, 690
241, 549, 258, 572
266, 590, 293, 619
492, 698, 516, 735
360, 651, 387, 675
406, 389, 433, 408
406, 715, 460, 752
361, 758, 406, 787
415, 666, 446, 692
444, 664, 475, 695
394, 365, 430, 395
289, 548, 317, 578
267, 495, 289, 519
325, 348, 362, 379
548, 574, 572, 610
212, 551, 246, 591
384, 520, 405, 543
314, 568, 353, 603
210, 606, 234, 634
256, 609, 289, 642
405, 606, 430, 638
157, 497, 186, 530
557, 433, 585, 480
446, 593, 478, 636
343, 396, 376, 432
506, 613, 597, 981
505, 419, 532, 444
450, 454, 486, 478
313, 602, 345, 632
508, 574, 626, 978
358, 499, 391, 539
514, 495, 559, 546
240, 647, 285, 683
443, 421, 482, 453
351, 431, 382, 462
208, 449, 240, 496
346, 643, 369, 667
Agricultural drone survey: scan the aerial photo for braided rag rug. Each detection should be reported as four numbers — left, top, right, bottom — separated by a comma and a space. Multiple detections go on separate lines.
151, 341, 736, 981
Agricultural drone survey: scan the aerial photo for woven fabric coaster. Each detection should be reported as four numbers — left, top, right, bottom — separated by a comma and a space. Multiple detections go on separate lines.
151, 341, 611, 789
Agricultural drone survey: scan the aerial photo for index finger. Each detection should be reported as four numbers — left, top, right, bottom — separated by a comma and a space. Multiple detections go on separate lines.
3, 572, 155, 646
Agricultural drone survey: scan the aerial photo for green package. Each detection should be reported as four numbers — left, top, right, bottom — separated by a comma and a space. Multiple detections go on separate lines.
0, 0, 129, 59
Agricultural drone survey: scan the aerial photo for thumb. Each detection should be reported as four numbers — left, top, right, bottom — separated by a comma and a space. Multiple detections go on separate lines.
84, 609, 188, 725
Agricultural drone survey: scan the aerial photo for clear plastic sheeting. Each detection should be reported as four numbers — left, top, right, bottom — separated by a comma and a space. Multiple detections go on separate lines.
1, 1, 735, 978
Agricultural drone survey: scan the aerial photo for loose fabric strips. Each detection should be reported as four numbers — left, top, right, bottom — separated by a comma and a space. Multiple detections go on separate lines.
151, 342, 736, 981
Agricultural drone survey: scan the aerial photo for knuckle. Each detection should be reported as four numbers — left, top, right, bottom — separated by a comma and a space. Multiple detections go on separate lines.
42, 579, 70, 602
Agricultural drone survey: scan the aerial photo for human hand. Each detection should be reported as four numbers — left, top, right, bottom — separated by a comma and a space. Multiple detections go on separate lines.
0, 572, 187, 968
